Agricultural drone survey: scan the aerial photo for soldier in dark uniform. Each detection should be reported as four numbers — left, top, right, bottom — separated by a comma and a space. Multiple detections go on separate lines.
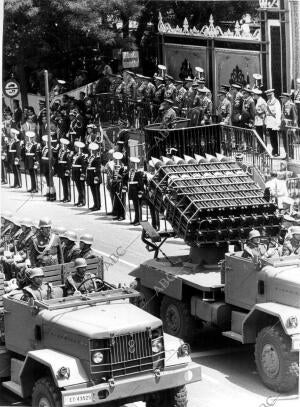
7, 128, 22, 188
57, 138, 72, 202
175, 80, 187, 116
86, 142, 102, 211
217, 91, 232, 125
111, 152, 127, 221
68, 109, 84, 145
1, 128, 8, 184
126, 157, 144, 225
280, 92, 298, 159
65, 258, 100, 296
62, 230, 80, 263
24, 131, 39, 193
71, 141, 86, 207
27, 217, 62, 267
241, 86, 255, 128
78, 234, 96, 259
40, 135, 56, 201
164, 75, 176, 101
230, 84, 243, 127
144, 159, 160, 230
153, 76, 165, 120
160, 99, 177, 129
15, 218, 34, 253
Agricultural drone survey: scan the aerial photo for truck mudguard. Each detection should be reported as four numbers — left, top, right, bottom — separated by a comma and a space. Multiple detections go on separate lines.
20, 349, 89, 396
243, 303, 300, 343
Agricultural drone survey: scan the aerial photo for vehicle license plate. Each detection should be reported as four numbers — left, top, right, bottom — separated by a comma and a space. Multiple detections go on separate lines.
64, 392, 93, 406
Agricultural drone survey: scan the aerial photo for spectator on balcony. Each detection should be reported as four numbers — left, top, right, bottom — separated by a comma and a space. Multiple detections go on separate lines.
265, 89, 281, 157
217, 90, 231, 125
253, 88, 267, 147
280, 92, 298, 159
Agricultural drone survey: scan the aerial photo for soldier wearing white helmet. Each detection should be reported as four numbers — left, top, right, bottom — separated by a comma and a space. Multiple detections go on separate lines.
57, 138, 72, 202
24, 130, 39, 193
126, 157, 144, 226
242, 229, 267, 259
79, 234, 96, 259
282, 226, 300, 256
65, 258, 101, 296
86, 142, 102, 211
7, 128, 22, 188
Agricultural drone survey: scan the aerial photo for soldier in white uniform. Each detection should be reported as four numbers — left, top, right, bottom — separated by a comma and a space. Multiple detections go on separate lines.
265, 89, 281, 157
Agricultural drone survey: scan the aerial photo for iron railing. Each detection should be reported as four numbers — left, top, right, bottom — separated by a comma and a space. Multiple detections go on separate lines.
144, 123, 273, 177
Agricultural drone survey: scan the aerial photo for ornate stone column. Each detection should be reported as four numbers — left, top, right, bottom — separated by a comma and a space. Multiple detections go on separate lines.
289, 0, 300, 81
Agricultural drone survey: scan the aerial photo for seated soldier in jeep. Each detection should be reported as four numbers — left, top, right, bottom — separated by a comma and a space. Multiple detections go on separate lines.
65, 258, 102, 296
21, 267, 52, 303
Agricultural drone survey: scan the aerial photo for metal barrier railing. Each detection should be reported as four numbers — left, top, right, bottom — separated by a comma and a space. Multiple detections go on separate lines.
144, 123, 273, 177
95, 93, 161, 128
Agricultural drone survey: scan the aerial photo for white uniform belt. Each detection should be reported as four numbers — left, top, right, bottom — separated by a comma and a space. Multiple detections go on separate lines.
87, 167, 96, 170
72, 164, 81, 167
58, 160, 67, 163
25, 153, 35, 156
129, 181, 138, 184
9, 150, 16, 152
42, 157, 49, 160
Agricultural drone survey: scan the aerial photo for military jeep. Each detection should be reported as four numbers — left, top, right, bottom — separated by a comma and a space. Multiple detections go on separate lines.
0, 259, 201, 407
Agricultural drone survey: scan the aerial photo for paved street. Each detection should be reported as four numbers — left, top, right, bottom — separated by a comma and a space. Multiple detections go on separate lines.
1, 183, 299, 407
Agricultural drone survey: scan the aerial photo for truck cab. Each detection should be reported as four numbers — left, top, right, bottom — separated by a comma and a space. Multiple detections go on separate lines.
0, 261, 201, 407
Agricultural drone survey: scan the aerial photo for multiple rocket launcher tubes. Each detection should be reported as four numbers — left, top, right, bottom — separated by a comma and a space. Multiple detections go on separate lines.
147, 153, 282, 246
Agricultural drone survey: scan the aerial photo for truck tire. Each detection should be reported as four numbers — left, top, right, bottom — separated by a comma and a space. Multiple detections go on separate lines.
32, 377, 62, 407
255, 325, 299, 392
130, 279, 160, 316
160, 295, 197, 342
146, 385, 187, 407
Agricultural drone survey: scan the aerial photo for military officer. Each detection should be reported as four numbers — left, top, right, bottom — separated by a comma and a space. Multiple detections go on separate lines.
196, 88, 212, 125
230, 84, 243, 127
253, 88, 267, 146
153, 76, 165, 107
71, 141, 86, 207
104, 149, 115, 215
78, 234, 96, 259
144, 76, 156, 102
126, 157, 144, 225
280, 92, 298, 159
164, 75, 177, 101
111, 152, 127, 221
86, 142, 102, 211
57, 138, 72, 202
144, 159, 160, 230
1, 129, 8, 184
24, 131, 39, 193
27, 217, 62, 267
65, 258, 100, 295
217, 91, 232, 125
160, 99, 177, 129
40, 135, 56, 201
62, 230, 80, 263
265, 89, 282, 157
174, 80, 187, 115
7, 128, 22, 188
241, 86, 255, 128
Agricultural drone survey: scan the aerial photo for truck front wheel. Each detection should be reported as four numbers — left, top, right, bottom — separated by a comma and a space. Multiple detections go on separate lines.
32, 377, 62, 407
160, 295, 198, 342
146, 385, 187, 407
255, 325, 299, 392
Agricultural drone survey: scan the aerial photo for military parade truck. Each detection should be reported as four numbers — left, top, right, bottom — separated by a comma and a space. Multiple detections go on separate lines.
0, 258, 201, 407
130, 156, 300, 393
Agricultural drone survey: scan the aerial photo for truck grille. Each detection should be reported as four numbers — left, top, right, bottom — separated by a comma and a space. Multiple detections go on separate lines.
89, 329, 164, 378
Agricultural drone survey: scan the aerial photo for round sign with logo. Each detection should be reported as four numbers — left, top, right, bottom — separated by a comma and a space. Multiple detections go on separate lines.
3, 79, 20, 98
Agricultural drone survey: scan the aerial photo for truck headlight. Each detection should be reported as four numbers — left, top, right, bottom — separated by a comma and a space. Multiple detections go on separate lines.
286, 316, 298, 329
92, 351, 104, 364
152, 338, 163, 353
178, 343, 191, 357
